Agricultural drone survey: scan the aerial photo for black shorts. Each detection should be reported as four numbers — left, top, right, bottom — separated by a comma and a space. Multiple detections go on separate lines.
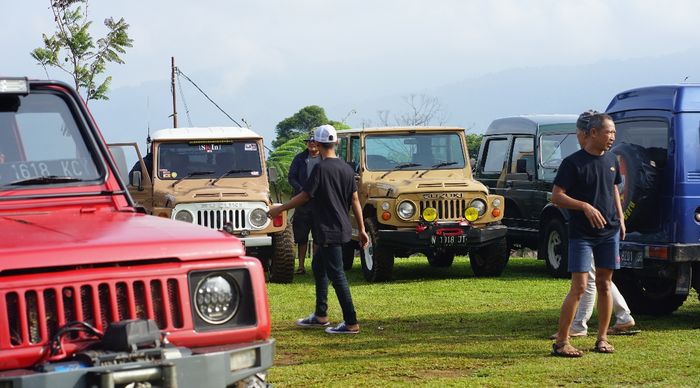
292, 205, 314, 243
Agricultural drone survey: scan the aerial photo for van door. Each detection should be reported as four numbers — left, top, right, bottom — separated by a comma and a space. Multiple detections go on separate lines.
476, 136, 510, 198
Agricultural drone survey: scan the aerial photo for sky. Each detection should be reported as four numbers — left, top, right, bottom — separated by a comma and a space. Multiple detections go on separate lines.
4, 0, 700, 148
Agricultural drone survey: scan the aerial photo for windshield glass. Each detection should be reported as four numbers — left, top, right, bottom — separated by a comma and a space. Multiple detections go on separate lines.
364, 132, 465, 171
0, 92, 101, 188
157, 141, 262, 180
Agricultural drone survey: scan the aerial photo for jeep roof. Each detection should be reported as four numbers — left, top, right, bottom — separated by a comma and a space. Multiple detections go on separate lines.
150, 126, 262, 141
485, 115, 577, 135
341, 126, 465, 135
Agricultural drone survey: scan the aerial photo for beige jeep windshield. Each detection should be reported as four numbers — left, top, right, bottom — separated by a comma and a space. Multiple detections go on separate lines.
157, 141, 262, 180
365, 133, 465, 171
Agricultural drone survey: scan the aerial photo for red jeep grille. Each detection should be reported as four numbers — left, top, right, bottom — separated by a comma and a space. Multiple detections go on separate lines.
4, 279, 184, 347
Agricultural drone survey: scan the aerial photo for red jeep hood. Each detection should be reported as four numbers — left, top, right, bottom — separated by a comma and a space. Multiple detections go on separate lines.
0, 209, 245, 272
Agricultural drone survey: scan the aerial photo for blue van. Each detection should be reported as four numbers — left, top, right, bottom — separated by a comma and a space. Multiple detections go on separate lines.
606, 85, 700, 315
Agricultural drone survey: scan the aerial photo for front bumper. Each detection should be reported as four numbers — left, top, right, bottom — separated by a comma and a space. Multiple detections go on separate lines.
377, 222, 507, 251
0, 339, 275, 388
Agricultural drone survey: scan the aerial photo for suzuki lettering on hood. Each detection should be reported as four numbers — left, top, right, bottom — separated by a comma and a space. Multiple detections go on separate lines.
423, 193, 464, 199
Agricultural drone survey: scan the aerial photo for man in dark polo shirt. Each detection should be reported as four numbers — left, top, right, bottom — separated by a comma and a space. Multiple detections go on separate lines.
550, 113, 625, 357
269, 124, 369, 334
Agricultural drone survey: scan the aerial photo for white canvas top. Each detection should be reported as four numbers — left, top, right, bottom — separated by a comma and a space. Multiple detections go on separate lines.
150, 127, 262, 141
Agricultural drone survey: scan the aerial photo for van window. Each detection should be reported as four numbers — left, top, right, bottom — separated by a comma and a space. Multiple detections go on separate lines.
510, 137, 534, 173
614, 120, 668, 150
481, 138, 508, 173
539, 133, 579, 168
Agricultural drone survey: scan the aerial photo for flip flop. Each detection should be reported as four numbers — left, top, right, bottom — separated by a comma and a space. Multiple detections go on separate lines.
594, 339, 615, 353
551, 342, 583, 358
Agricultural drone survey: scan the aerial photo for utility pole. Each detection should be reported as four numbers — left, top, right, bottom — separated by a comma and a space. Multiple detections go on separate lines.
171, 56, 178, 128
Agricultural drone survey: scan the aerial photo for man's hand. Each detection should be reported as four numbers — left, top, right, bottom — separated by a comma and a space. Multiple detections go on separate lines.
267, 205, 283, 220
620, 220, 626, 241
358, 230, 369, 249
581, 202, 606, 229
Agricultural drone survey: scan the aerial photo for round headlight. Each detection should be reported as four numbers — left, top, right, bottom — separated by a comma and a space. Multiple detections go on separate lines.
174, 210, 193, 223
249, 208, 268, 228
397, 201, 416, 220
422, 207, 437, 222
194, 274, 239, 324
469, 199, 487, 217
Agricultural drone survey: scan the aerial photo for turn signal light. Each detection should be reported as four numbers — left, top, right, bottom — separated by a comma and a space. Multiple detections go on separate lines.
492, 208, 501, 217
382, 211, 391, 221
158, 212, 169, 218
273, 215, 283, 227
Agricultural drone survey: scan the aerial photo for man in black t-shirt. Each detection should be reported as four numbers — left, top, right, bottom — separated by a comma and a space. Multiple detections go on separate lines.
550, 113, 625, 357
269, 124, 369, 334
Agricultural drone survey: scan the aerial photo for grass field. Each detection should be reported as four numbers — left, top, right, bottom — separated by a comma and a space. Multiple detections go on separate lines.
266, 256, 700, 387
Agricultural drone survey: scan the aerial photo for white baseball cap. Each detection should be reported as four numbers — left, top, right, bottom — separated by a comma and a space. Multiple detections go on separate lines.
313, 124, 337, 144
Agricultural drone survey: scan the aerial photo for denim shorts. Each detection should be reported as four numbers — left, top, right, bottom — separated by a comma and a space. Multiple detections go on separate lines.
568, 233, 620, 273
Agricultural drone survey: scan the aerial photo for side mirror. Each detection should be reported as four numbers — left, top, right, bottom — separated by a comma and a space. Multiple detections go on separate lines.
131, 170, 143, 191
516, 159, 528, 173
268, 166, 278, 181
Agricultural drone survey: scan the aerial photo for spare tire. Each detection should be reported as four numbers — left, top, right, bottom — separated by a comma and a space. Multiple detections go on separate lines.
610, 143, 660, 233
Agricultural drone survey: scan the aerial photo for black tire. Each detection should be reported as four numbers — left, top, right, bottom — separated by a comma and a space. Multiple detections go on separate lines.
469, 237, 509, 277
268, 223, 295, 284
360, 218, 394, 282
613, 269, 687, 315
427, 252, 455, 267
611, 143, 659, 233
542, 217, 569, 278
342, 241, 356, 271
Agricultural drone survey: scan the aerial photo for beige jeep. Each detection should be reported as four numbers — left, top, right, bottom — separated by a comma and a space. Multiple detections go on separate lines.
337, 126, 508, 282
109, 127, 295, 283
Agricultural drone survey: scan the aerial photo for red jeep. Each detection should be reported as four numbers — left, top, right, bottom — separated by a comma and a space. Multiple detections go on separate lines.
0, 78, 274, 387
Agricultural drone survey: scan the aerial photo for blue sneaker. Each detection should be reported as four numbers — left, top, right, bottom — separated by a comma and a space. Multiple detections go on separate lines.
325, 322, 359, 334
296, 314, 330, 328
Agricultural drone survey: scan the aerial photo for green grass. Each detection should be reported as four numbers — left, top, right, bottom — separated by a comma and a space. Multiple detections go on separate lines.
266, 257, 700, 387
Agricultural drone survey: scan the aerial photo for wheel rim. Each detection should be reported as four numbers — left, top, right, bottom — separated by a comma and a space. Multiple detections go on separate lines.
547, 230, 562, 268
364, 240, 374, 270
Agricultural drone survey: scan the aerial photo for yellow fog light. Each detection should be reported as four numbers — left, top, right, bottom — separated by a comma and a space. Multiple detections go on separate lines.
464, 207, 479, 222
422, 207, 437, 222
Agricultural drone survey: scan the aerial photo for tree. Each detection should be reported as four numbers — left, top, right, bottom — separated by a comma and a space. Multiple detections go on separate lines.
31, 0, 133, 104
375, 94, 447, 127
466, 133, 483, 160
272, 105, 351, 148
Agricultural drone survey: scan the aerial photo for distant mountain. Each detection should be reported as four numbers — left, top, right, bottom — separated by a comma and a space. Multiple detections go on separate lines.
92, 48, 700, 150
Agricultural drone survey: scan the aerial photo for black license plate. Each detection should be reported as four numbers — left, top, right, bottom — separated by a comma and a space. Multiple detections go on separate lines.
431, 234, 468, 246
620, 249, 643, 269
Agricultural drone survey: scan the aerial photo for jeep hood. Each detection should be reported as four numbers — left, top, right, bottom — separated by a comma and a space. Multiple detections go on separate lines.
156, 179, 271, 203
368, 177, 488, 198
0, 209, 245, 273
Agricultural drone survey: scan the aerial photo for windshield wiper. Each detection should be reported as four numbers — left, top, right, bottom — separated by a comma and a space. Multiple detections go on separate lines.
7, 176, 83, 186
211, 169, 253, 185
379, 163, 422, 179
172, 171, 214, 187
418, 161, 459, 178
